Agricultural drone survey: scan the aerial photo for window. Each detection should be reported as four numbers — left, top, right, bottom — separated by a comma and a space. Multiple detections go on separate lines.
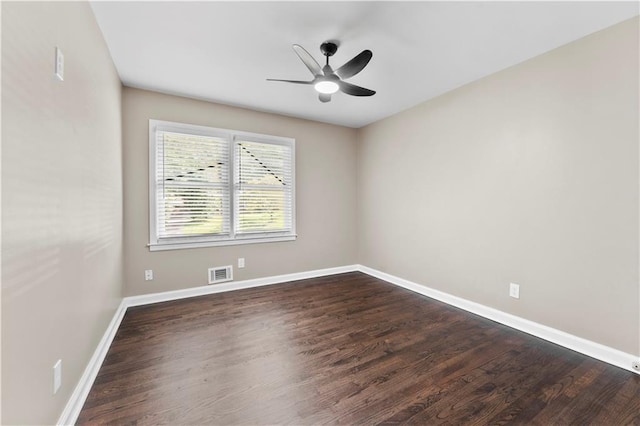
149, 120, 295, 251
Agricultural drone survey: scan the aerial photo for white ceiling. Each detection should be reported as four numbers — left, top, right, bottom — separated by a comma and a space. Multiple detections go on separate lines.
90, 1, 638, 128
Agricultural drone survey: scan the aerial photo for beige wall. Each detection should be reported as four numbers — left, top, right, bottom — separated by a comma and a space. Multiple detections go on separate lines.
357, 17, 639, 355
1, 2, 123, 424
122, 88, 358, 296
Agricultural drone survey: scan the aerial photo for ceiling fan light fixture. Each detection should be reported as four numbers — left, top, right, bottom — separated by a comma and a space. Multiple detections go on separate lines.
268, 42, 375, 102
314, 80, 339, 94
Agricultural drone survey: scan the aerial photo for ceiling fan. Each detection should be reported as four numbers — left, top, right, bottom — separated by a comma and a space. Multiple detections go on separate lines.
267, 42, 375, 103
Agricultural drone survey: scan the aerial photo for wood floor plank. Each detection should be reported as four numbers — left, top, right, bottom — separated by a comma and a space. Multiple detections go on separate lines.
78, 272, 640, 425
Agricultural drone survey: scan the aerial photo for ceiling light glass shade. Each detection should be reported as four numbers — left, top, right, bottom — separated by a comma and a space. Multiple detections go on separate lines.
314, 80, 339, 94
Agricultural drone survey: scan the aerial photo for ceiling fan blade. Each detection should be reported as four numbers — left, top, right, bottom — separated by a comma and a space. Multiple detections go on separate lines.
266, 78, 313, 85
338, 81, 376, 97
335, 50, 372, 79
319, 93, 331, 103
293, 44, 323, 77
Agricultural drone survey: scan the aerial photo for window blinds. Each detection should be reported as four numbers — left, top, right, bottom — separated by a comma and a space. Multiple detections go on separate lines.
235, 140, 293, 235
156, 131, 230, 239
150, 119, 295, 249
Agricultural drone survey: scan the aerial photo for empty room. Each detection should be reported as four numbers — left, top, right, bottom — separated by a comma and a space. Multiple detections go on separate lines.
2, 1, 640, 424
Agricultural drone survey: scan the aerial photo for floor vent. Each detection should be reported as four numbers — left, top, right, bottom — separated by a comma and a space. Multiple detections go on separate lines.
208, 265, 233, 284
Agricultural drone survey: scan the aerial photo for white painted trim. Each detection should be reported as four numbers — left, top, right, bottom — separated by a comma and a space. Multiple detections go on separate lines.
57, 300, 129, 425
148, 235, 297, 251
148, 119, 296, 252
356, 265, 640, 375
56, 264, 358, 425
126, 265, 358, 307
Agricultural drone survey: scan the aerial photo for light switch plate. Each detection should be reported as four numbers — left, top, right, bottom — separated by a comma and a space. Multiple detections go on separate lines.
55, 47, 64, 81
53, 359, 62, 394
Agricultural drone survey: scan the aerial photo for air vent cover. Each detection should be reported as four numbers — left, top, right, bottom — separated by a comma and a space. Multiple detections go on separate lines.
208, 265, 233, 284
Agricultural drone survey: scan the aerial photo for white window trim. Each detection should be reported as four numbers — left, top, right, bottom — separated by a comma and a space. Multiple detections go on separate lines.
148, 119, 296, 251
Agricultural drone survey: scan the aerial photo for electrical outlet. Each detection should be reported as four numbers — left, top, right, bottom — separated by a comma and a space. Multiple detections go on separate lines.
145, 270, 153, 281
509, 283, 520, 299
53, 359, 62, 394
238, 258, 245, 268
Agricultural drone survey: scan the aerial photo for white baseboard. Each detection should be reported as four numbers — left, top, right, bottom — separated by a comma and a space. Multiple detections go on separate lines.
357, 264, 639, 375
58, 263, 639, 425
57, 299, 128, 425
126, 264, 359, 307
56, 264, 358, 425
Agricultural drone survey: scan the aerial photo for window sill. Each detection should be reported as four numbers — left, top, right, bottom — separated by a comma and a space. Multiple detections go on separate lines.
148, 235, 297, 251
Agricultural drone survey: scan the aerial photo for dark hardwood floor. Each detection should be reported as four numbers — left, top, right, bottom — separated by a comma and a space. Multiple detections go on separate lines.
78, 272, 640, 425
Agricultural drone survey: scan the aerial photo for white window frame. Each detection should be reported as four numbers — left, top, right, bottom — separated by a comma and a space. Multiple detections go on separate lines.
149, 119, 296, 251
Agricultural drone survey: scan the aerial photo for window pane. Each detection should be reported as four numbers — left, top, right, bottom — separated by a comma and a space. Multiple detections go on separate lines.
237, 189, 291, 233
235, 140, 293, 234
161, 132, 228, 184
156, 129, 231, 240
237, 141, 291, 187
159, 186, 229, 237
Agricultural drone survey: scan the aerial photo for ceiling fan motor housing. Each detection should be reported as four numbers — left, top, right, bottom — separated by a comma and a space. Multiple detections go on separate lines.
320, 42, 338, 57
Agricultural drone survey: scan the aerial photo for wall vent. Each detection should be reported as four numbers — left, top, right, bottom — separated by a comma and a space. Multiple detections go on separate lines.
208, 265, 233, 284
